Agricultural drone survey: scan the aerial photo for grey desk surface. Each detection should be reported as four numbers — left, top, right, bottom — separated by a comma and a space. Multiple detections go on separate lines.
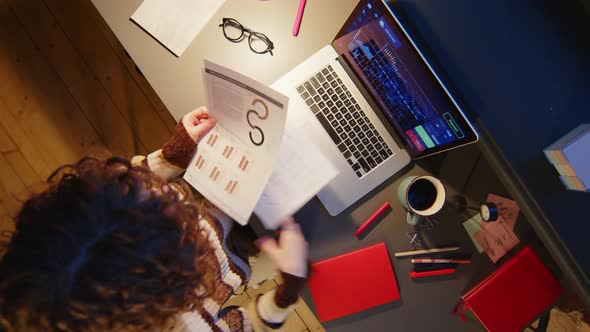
91, 1, 565, 330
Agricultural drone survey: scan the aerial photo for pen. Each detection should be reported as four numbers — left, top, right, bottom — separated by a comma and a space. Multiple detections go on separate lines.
413, 263, 458, 272
355, 202, 390, 236
409, 268, 456, 279
411, 258, 471, 264
292, 0, 307, 36
394, 246, 461, 257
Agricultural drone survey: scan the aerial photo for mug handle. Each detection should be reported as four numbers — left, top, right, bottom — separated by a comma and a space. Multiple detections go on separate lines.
406, 211, 421, 226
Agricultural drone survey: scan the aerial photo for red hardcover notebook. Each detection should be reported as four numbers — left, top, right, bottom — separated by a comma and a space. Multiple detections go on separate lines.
456, 246, 563, 332
309, 243, 400, 322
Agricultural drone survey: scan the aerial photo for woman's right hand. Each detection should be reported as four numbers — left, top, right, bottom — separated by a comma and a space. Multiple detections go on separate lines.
181, 107, 216, 144
256, 218, 309, 278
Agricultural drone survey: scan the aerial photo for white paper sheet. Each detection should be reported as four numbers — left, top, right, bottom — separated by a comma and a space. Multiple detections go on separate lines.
254, 119, 339, 229
184, 61, 288, 224
131, 0, 225, 56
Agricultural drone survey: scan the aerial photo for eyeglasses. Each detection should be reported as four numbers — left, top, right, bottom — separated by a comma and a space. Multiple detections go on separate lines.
219, 18, 274, 56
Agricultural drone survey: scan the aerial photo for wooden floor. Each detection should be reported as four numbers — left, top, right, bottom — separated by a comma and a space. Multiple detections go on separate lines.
0, 1, 322, 330
0, 0, 177, 229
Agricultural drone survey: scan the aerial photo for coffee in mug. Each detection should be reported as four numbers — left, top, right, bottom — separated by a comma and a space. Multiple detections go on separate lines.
397, 175, 446, 225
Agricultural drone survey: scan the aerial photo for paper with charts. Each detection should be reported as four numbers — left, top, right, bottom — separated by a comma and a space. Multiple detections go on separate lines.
184, 60, 288, 225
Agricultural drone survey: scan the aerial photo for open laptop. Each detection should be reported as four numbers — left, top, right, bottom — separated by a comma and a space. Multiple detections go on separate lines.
273, 0, 479, 216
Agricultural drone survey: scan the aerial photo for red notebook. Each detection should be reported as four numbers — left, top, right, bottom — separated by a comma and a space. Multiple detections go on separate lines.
456, 246, 563, 332
309, 243, 400, 322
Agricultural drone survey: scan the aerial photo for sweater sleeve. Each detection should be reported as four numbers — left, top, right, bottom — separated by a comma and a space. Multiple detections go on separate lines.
131, 121, 196, 181
244, 273, 307, 331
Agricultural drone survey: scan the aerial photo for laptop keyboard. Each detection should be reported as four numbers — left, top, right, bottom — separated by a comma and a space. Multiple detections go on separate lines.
297, 65, 393, 178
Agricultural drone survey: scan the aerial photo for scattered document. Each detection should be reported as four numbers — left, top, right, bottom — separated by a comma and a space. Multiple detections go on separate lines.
462, 193, 521, 263
476, 215, 520, 263
254, 120, 339, 229
486, 193, 520, 231
184, 60, 288, 224
131, 0, 225, 56
462, 214, 484, 253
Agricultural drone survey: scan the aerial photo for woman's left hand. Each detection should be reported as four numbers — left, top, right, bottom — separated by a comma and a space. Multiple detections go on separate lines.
182, 107, 217, 143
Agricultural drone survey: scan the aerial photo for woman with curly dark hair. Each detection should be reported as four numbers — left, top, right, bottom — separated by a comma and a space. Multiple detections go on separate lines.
0, 107, 309, 332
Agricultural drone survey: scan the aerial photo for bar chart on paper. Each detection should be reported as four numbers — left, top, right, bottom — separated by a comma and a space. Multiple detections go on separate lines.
185, 125, 266, 223
184, 60, 288, 225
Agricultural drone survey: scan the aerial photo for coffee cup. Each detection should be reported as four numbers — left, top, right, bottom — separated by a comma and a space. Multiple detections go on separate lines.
397, 175, 446, 225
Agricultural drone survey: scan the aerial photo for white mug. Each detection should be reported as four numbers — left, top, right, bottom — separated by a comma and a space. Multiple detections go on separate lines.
397, 175, 446, 225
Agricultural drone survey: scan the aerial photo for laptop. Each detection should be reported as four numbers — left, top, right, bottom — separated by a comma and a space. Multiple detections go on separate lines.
272, 0, 479, 216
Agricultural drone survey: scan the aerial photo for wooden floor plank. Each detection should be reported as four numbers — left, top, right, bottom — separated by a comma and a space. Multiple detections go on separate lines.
0, 1, 108, 167
0, 191, 19, 221
6, 0, 148, 157
82, 0, 177, 132
0, 100, 54, 180
0, 153, 28, 217
43, 0, 173, 152
293, 298, 326, 332
0, 123, 16, 154
283, 307, 309, 332
3, 150, 42, 190
0, 153, 28, 194
0, 215, 15, 237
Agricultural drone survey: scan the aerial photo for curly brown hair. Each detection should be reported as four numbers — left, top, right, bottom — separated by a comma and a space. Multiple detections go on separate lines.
0, 157, 216, 331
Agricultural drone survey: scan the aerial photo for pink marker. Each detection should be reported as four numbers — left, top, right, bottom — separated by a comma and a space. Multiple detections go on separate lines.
293, 0, 307, 36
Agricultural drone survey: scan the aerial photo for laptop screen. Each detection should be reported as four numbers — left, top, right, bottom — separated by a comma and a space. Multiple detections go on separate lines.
332, 1, 478, 158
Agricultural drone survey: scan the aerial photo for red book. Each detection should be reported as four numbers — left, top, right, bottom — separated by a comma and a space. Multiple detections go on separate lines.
309, 243, 400, 322
456, 246, 563, 332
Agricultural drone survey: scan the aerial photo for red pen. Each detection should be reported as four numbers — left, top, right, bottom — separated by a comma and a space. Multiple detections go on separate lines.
409, 268, 456, 279
355, 202, 390, 236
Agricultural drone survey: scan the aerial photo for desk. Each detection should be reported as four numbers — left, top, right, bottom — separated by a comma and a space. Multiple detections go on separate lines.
91, 0, 578, 330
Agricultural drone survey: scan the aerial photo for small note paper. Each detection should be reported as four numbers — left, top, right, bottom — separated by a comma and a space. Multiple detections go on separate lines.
486, 193, 520, 231
131, 0, 225, 56
463, 214, 484, 253
463, 193, 521, 263
476, 215, 520, 263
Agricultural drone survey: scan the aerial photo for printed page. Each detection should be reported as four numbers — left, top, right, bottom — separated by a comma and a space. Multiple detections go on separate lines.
184, 61, 288, 224
254, 121, 339, 229
131, 0, 225, 56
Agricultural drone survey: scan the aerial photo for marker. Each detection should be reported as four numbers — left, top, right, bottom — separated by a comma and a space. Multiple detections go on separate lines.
409, 268, 456, 279
355, 202, 390, 236
394, 246, 461, 258
413, 263, 458, 273
292, 0, 307, 36
411, 258, 471, 264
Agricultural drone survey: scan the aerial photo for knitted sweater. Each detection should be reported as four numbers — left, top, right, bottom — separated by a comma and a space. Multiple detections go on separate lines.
131, 122, 304, 331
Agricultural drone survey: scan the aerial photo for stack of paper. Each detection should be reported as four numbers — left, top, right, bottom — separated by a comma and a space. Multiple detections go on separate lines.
544, 124, 590, 192
131, 0, 225, 57
184, 61, 338, 229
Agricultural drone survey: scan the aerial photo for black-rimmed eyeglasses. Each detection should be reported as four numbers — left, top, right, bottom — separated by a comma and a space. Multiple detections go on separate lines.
219, 18, 274, 56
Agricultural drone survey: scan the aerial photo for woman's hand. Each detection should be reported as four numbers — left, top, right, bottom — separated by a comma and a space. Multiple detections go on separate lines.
256, 218, 309, 278
181, 107, 216, 143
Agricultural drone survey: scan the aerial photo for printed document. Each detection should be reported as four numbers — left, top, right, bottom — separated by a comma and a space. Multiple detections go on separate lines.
254, 118, 339, 229
184, 61, 288, 225
131, 0, 225, 56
